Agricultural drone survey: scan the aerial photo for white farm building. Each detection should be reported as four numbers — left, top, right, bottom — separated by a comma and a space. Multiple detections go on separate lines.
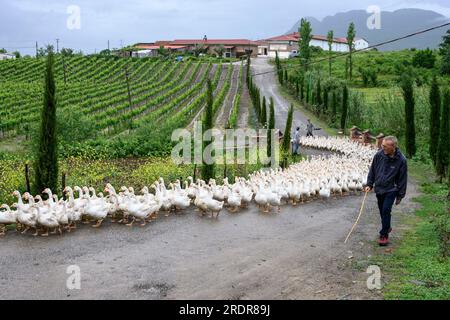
0, 53, 16, 61
258, 32, 369, 59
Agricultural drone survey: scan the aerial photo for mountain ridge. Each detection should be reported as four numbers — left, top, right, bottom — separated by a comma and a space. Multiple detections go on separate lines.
287, 8, 449, 50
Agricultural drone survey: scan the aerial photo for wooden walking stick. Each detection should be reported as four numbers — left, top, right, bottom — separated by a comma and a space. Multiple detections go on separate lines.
344, 190, 369, 244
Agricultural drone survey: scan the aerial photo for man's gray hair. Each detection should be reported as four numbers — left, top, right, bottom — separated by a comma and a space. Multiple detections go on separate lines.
384, 136, 398, 146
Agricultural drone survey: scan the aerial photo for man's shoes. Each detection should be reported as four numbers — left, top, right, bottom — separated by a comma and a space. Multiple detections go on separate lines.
378, 235, 389, 246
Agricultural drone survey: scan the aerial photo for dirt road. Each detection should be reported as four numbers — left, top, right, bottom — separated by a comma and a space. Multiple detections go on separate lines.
251, 57, 327, 137
0, 178, 419, 300
0, 58, 420, 300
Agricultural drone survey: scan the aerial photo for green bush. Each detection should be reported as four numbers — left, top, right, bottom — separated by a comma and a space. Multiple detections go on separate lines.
412, 49, 436, 69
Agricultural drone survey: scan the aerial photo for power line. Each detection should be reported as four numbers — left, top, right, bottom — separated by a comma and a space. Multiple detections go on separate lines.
249, 21, 450, 78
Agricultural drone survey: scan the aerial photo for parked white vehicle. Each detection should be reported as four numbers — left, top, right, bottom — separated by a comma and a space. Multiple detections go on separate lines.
289, 50, 299, 58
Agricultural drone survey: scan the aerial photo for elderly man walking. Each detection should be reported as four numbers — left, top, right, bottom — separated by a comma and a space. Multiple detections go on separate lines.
365, 136, 408, 246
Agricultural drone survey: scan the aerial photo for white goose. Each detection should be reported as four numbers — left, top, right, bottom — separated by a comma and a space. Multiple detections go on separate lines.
84, 191, 110, 228
0, 204, 17, 236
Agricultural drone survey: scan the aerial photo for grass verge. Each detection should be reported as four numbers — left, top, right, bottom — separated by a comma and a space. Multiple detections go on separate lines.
372, 161, 449, 300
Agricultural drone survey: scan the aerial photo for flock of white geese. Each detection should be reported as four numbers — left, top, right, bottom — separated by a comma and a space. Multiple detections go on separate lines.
0, 137, 377, 237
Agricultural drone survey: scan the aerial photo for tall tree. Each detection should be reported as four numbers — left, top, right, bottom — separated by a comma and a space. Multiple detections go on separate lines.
246, 55, 251, 87
256, 88, 261, 122
261, 96, 267, 126
401, 74, 417, 159
436, 89, 449, 181
331, 90, 337, 124
34, 47, 58, 195
323, 85, 329, 111
214, 45, 225, 59
202, 79, 215, 181
306, 81, 310, 103
341, 86, 348, 131
157, 45, 168, 57
439, 29, 450, 76
299, 18, 313, 72
327, 30, 334, 76
300, 74, 305, 101
282, 104, 294, 152
282, 104, 294, 168
346, 23, 356, 80
278, 69, 284, 85
345, 56, 350, 79
275, 51, 281, 71
429, 75, 441, 166
267, 97, 275, 159
316, 78, 322, 108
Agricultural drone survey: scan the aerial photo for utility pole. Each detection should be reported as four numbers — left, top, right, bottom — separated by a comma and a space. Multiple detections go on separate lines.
124, 65, 132, 109
35, 41, 38, 58
56, 38, 59, 53
108, 40, 110, 53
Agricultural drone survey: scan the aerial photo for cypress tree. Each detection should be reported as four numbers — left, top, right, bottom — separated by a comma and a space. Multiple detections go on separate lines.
436, 90, 449, 181
345, 56, 349, 80
347, 22, 356, 80
246, 55, 251, 87
341, 86, 348, 131
300, 77, 304, 101
306, 81, 310, 103
284, 69, 288, 84
401, 75, 417, 159
278, 69, 284, 85
282, 104, 294, 168
316, 78, 322, 107
259, 89, 263, 122
299, 18, 313, 72
296, 80, 300, 98
261, 96, 267, 126
323, 86, 329, 112
202, 79, 215, 181
327, 30, 334, 76
275, 51, 280, 71
267, 97, 275, 159
34, 47, 58, 195
282, 104, 294, 152
331, 90, 337, 124
429, 75, 441, 166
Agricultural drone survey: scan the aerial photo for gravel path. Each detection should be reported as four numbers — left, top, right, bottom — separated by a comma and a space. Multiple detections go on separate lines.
251, 57, 327, 137
0, 179, 419, 300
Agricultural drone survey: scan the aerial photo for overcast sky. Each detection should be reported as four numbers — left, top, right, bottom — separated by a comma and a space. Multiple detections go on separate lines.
1, 0, 449, 55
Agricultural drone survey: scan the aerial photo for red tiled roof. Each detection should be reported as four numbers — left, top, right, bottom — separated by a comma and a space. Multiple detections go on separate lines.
155, 41, 172, 45
266, 33, 299, 42
136, 44, 187, 50
171, 39, 259, 46
266, 32, 348, 44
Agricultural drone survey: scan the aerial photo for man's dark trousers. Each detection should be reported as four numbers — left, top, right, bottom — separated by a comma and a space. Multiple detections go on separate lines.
376, 191, 397, 236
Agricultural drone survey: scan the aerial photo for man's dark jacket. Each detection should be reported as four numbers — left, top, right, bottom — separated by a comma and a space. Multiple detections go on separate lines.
367, 148, 408, 199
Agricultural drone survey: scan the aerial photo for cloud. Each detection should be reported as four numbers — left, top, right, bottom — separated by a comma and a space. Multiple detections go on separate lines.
1, 0, 448, 55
